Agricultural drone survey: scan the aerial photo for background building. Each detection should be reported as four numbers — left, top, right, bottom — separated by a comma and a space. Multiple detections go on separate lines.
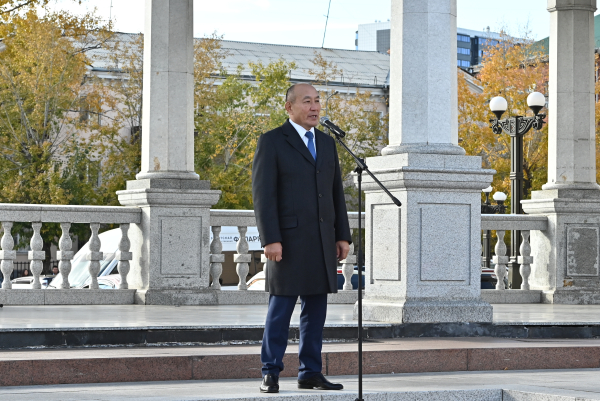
356, 21, 501, 69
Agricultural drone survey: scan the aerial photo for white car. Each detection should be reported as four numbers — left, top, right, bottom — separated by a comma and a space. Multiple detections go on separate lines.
10, 275, 54, 289
48, 228, 121, 289
246, 271, 265, 291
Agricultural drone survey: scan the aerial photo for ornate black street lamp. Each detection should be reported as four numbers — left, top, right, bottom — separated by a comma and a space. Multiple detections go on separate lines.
481, 186, 507, 270
488, 92, 546, 288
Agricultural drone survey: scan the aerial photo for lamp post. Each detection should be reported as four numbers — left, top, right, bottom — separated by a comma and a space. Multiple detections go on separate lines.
488, 92, 546, 288
481, 187, 507, 270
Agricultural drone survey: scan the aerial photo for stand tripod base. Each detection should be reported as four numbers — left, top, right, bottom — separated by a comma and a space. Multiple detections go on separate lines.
355, 298, 493, 323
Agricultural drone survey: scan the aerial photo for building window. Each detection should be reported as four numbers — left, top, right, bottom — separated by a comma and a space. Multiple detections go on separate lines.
479, 38, 499, 46
376, 29, 391, 54
457, 60, 470, 68
457, 34, 470, 42
457, 48, 471, 55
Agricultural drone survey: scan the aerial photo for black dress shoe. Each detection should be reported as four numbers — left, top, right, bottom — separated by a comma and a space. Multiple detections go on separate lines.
298, 373, 343, 390
260, 374, 279, 393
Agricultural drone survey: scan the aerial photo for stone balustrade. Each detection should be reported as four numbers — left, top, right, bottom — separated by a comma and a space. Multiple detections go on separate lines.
480, 214, 548, 304
0, 204, 140, 305
0, 203, 552, 306
208, 210, 365, 292
481, 214, 548, 291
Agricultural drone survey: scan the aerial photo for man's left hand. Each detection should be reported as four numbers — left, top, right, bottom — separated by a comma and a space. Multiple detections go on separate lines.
336, 241, 350, 261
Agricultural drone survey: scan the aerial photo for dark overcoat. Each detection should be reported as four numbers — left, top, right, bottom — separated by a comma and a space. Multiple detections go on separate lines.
252, 120, 352, 296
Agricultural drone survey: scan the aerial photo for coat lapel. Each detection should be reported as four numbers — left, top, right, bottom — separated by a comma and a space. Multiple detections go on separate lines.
314, 128, 329, 171
283, 120, 316, 166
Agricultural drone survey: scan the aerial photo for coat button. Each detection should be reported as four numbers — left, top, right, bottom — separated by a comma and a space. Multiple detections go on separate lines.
319, 194, 323, 198
316, 170, 320, 174
320, 218, 324, 222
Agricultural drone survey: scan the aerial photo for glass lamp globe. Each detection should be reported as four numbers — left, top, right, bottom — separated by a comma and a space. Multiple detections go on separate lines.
527, 92, 545, 115
493, 192, 507, 202
489, 96, 507, 119
482, 186, 493, 193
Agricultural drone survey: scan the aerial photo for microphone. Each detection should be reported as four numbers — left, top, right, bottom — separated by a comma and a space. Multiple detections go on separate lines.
320, 117, 346, 138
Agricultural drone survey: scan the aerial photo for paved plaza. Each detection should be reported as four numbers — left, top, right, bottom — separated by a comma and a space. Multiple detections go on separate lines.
0, 369, 598, 400
1, 303, 600, 331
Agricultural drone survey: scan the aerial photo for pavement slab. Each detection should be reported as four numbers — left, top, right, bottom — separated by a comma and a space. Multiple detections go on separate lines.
1, 304, 600, 331
0, 369, 599, 400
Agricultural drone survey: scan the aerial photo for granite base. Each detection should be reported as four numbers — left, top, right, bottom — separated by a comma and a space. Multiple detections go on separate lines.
356, 298, 493, 323
0, 289, 135, 305
541, 289, 600, 305
481, 290, 542, 304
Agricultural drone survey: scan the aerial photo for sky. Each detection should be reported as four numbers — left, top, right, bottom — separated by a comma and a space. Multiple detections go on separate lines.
49, 0, 598, 49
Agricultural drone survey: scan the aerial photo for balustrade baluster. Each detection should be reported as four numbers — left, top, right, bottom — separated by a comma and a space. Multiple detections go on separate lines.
492, 230, 508, 291
116, 223, 132, 289
209, 226, 224, 290
234, 226, 251, 290
0, 222, 15, 289
518, 230, 533, 291
56, 223, 73, 289
341, 230, 356, 290
29, 223, 44, 289
87, 223, 103, 289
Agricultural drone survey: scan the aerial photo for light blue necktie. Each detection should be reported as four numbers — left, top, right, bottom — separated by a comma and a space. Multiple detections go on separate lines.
305, 131, 316, 161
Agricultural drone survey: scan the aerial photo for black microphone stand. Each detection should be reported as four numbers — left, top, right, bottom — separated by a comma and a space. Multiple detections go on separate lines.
327, 129, 401, 401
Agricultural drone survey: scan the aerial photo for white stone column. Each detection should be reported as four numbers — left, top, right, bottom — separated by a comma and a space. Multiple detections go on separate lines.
521, 0, 600, 304
138, 0, 197, 181
544, 0, 598, 190
382, 0, 464, 156
118, 0, 221, 305
356, 0, 494, 323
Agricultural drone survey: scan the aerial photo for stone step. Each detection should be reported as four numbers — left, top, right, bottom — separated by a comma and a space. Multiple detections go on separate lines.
2, 371, 600, 400
0, 338, 599, 387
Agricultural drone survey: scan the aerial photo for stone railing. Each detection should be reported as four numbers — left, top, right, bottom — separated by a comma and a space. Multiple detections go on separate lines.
0, 204, 140, 305
208, 209, 365, 292
480, 214, 548, 304
0, 203, 551, 306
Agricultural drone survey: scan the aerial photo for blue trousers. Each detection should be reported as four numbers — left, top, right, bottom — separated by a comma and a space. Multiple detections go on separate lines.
261, 293, 327, 379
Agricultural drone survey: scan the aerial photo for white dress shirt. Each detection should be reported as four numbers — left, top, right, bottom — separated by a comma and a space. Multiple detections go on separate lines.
289, 119, 316, 157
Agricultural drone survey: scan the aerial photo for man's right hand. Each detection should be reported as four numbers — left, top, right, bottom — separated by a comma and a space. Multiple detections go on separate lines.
264, 242, 282, 262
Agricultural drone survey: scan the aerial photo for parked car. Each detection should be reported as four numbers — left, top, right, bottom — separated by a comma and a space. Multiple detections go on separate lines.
336, 267, 365, 290
47, 228, 121, 289
246, 270, 265, 291
245, 268, 367, 291
481, 266, 509, 289
82, 274, 121, 289
10, 275, 55, 289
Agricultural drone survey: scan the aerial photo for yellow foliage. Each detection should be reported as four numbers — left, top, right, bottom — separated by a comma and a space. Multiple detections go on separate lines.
458, 32, 548, 209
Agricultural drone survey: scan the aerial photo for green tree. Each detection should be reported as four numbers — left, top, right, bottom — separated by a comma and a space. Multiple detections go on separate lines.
0, 8, 111, 270
194, 37, 295, 209
308, 52, 388, 209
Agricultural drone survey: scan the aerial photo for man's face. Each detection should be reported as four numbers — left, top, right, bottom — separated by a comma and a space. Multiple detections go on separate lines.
52, 267, 58, 274
285, 85, 321, 130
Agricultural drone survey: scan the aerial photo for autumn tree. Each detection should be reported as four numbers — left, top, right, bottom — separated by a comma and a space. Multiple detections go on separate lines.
0, 0, 70, 17
308, 52, 388, 209
458, 32, 549, 209
79, 33, 144, 205
194, 36, 295, 209
0, 8, 111, 270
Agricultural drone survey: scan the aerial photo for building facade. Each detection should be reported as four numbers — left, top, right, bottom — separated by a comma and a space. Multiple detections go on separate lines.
356, 21, 500, 69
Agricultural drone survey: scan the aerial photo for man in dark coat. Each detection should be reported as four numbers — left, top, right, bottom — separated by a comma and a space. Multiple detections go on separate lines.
252, 83, 352, 393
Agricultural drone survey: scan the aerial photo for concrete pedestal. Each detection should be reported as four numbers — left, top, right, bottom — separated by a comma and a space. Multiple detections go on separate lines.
522, 189, 600, 304
356, 153, 494, 323
118, 179, 221, 305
